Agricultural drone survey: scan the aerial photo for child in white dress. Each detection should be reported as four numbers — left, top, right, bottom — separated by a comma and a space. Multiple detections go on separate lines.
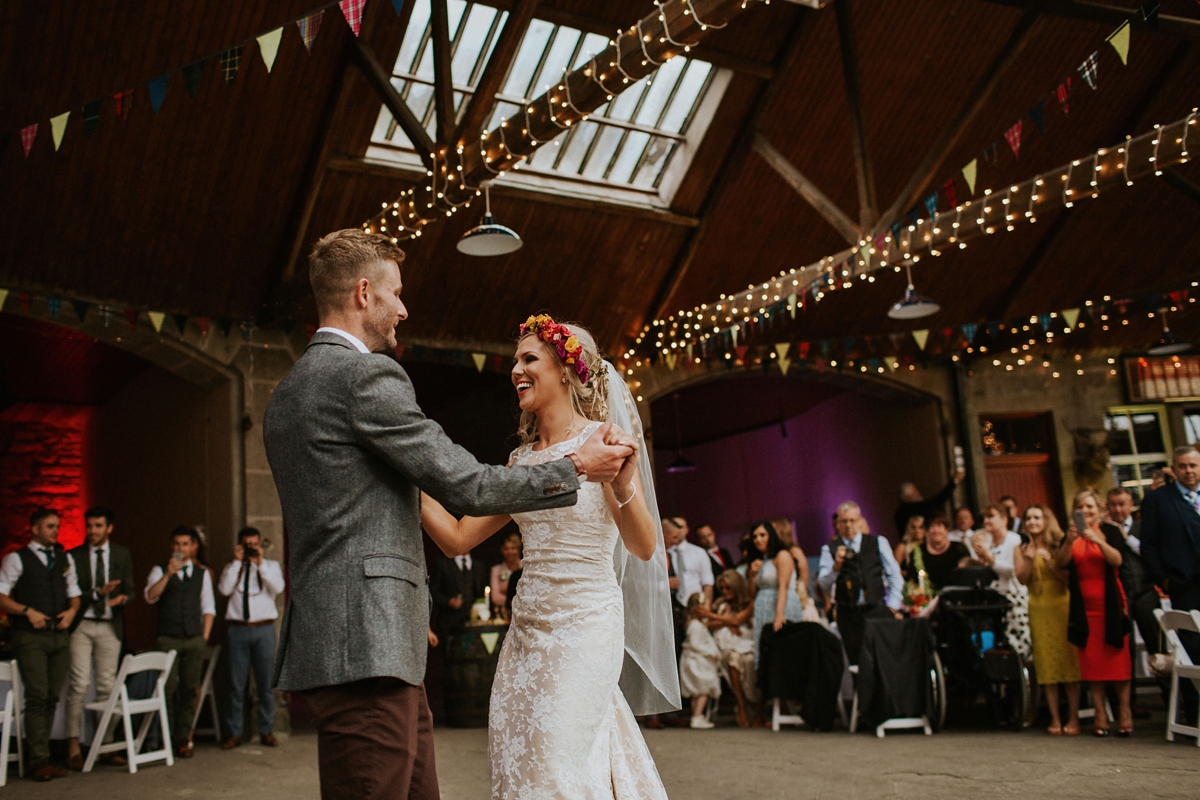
679, 593, 721, 729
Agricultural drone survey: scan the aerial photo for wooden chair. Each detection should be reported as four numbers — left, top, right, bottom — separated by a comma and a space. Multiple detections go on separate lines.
190, 644, 222, 742
1155, 608, 1200, 745
82, 650, 177, 773
0, 660, 24, 785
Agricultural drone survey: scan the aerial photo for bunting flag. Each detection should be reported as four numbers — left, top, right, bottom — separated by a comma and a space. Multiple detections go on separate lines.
297, 10, 325, 52
842, 337, 856, 355
148, 312, 165, 332
778, 355, 792, 376
20, 294, 30, 314
787, 293, 797, 318
1062, 308, 1080, 329
730, 326, 738, 347
923, 193, 938, 219
125, 308, 138, 330
1029, 100, 1045, 135
339, 0, 367, 36
775, 342, 790, 360
1106, 21, 1131, 65
943, 179, 958, 209
258, 28, 284, 72
82, 100, 103, 137
961, 323, 977, 342
471, 352, 486, 372
1038, 313, 1053, 332
173, 313, 188, 334
890, 221, 903, 242
1078, 51, 1099, 90
195, 317, 211, 335
1056, 78, 1072, 116
50, 112, 69, 151
183, 60, 205, 98
798, 342, 811, 359
72, 300, 90, 321
0, 290, 8, 310
217, 318, 233, 336
912, 329, 929, 351
20, 124, 38, 157
148, 73, 170, 112
734, 346, 748, 363
664, 352, 677, 371
884, 356, 898, 372
392, 0, 406, 12
114, 89, 134, 122
983, 140, 999, 164
1004, 121, 1022, 159
962, 159, 977, 195
219, 46, 242, 84
47, 297, 62, 318
240, 322, 254, 342
907, 207, 920, 226
480, 631, 500, 655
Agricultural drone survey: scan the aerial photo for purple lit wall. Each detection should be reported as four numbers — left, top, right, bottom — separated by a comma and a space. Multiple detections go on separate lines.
654, 389, 948, 557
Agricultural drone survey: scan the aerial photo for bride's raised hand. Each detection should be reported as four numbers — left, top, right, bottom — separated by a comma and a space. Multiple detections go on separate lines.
612, 454, 638, 498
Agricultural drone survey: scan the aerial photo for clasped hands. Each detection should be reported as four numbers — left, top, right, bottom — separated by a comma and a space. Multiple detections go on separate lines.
571, 422, 639, 499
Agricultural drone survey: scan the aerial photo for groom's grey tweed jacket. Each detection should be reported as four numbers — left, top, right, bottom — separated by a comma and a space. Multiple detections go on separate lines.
264, 332, 579, 691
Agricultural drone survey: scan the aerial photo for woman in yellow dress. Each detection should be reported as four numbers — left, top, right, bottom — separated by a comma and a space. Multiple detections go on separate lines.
1015, 504, 1082, 734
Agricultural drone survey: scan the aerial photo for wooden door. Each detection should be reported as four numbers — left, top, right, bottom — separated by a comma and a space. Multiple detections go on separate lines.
980, 413, 1064, 520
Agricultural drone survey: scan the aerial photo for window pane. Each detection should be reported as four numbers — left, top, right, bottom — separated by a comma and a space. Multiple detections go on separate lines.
503, 19, 554, 98
406, 83, 435, 126
632, 137, 674, 187
581, 125, 625, 180
634, 57, 686, 127
447, 0, 468, 37
1186, 412, 1200, 444
415, 39, 436, 81
395, 0, 431, 73
532, 29, 581, 96
607, 130, 651, 183
660, 60, 711, 133
530, 130, 567, 169
556, 120, 600, 175
486, 101, 521, 134
574, 33, 611, 68
373, 105, 401, 143
1105, 413, 1134, 456
1131, 413, 1165, 454
451, 5, 498, 85
1112, 462, 1139, 488
607, 78, 647, 121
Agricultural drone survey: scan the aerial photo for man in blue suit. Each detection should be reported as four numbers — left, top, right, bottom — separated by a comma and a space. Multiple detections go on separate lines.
1141, 445, 1200, 720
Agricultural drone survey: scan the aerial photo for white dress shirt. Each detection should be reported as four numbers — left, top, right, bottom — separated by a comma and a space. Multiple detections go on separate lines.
455, 554, 473, 572
668, 540, 714, 606
144, 561, 216, 617
1114, 515, 1142, 555
218, 559, 286, 622
947, 527, 975, 545
83, 542, 114, 620
316, 326, 370, 353
0, 543, 82, 599
817, 533, 904, 610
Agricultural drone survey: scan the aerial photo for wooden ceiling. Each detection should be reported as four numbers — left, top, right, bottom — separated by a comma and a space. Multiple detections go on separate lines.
2, 0, 1199, 356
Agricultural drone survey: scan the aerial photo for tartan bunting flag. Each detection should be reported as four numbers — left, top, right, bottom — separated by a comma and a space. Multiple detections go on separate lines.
82, 99, 103, 137
1078, 51, 1099, 90
392, 0, 406, 12
50, 112, 70, 151
47, 297, 63, 318
961, 323, 978, 342
20, 123, 38, 157
114, 89, 134, 122
944, 179, 958, 209
219, 46, 242, 84
1056, 78, 1072, 115
297, 10, 325, 53
148, 73, 170, 112
962, 159, 978, 195
72, 300, 90, 321
172, 313, 188, 334
183, 60, 205, 97
923, 192, 938, 220
1004, 121, 1022, 159
1106, 21, 1131, 65
339, 0, 367, 36
1029, 100, 1045, 135
258, 27, 284, 72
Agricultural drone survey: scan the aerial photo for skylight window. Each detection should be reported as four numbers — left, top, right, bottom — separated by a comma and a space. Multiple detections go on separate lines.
368, 0, 729, 207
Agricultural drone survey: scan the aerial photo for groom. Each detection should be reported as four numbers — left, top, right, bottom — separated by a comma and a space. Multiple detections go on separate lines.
264, 229, 634, 799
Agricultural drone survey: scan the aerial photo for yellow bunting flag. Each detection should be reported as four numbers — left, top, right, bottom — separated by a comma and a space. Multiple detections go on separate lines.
962, 159, 978, 195
480, 632, 500, 654
258, 27, 284, 72
885, 356, 898, 372
0, 290, 8, 310
788, 293, 797, 318
730, 326, 739, 347
664, 353, 677, 371
1106, 21, 1130, 65
148, 312, 165, 333
779, 357, 792, 376
471, 352, 486, 372
913, 329, 929, 351
1062, 308, 1080, 329
686, 343, 693, 359
50, 111, 70, 151
775, 342, 791, 360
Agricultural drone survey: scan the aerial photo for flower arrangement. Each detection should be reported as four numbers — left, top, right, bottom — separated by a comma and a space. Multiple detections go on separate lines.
520, 314, 590, 384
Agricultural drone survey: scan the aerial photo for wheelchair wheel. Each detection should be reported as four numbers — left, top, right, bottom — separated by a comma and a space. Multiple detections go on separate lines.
988, 662, 1032, 729
929, 651, 947, 733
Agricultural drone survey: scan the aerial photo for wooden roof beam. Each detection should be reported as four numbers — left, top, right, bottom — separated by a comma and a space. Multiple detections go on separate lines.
752, 133, 861, 245
454, 0, 540, 148
835, 0, 878, 230
351, 37, 436, 168
1163, 168, 1200, 207
430, 0, 457, 148
977, 0, 1200, 42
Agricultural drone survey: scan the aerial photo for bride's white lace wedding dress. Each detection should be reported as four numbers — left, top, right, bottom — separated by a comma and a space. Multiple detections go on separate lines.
489, 422, 669, 799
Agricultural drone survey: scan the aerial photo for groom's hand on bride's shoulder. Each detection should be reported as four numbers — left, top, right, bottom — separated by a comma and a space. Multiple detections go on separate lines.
572, 422, 635, 483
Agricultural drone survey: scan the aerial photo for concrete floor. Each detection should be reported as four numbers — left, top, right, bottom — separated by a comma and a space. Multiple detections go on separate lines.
4, 712, 1199, 799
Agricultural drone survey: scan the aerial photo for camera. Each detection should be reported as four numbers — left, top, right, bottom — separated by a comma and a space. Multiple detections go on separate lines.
244, 546, 259, 560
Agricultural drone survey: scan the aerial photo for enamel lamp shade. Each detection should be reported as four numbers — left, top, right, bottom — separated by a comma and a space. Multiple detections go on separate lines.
456, 184, 523, 257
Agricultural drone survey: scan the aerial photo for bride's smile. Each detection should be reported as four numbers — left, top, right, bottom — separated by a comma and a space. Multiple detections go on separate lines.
510, 336, 569, 414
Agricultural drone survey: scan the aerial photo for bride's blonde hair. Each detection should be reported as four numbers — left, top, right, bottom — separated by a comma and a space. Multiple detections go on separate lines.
517, 320, 609, 445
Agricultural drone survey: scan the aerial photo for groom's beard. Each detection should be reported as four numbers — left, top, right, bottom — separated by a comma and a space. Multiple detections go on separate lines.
365, 306, 399, 352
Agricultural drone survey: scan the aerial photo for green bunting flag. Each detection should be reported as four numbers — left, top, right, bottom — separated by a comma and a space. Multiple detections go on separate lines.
82, 99, 103, 137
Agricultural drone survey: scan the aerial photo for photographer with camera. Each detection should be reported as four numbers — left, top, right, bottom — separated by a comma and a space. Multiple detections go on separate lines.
218, 527, 285, 749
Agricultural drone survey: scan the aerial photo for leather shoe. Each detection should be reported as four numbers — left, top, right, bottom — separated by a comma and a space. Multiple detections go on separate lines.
221, 736, 242, 750
32, 763, 56, 782
100, 753, 127, 767
260, 733, 279, 747
176, 743, 195, 758
67, 753, 85, 771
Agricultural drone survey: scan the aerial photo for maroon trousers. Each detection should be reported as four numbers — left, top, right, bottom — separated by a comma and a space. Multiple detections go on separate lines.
302, 677, 439, 800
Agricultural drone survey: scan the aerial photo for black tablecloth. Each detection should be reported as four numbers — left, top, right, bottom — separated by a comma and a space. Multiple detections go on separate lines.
757, 622, 844, 731
855, 616, 935, 726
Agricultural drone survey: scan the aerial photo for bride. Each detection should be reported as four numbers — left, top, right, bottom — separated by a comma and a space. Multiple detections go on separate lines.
420, 314, 680, 799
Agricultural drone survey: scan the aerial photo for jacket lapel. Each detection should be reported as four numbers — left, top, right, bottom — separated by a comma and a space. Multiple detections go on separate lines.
1169, 486, 1200, 550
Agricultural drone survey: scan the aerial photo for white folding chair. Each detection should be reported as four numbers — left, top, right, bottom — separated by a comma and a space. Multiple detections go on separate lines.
1156, 608, 1200, 745
0, 660, 24, 785
190, 644, 222, 742
83, 650, 177, 773
770, 698, 804, 731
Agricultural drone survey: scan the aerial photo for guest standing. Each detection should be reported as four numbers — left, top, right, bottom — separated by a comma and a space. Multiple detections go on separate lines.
950, 507, 977, 546
702, 570, 756, 727
1056, 489, 1133, 736
894, 515, 927, 567
999, 495, 1022, 533
65, 507, 134, 770
0, 508, 81, 781
145, 526, 215, 757
665, 517, 714, 608
1106, 486, 1162, 692
893, 471, 964, 537
489, 533, 522, 613
218, 527, 286, 749
970, 505, 1031, 661
747, 521, 804, 656
430, 551, 488, 634
900, 515, 970, 593
679, 593, 721, 729
1014, 505, 1081, 735
695, 524, 733, 579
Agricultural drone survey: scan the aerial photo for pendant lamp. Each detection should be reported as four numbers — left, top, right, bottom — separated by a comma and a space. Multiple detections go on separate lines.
666, 393, 695, 473
1148, 309, 1191, 355
456, 183, 523, 256
887, 263, 940, 320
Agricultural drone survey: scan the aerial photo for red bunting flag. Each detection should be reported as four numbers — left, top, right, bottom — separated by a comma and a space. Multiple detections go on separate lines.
734, 346, 748, 363
1056, 78, 1072, 116
195, 317, 211, 335
114, 89, 134, 122
1004, 121, 1022, 159
125, 309, 138, 330
19, 124, 38, 157
798, 342, 810, 359
339, 0, 366, 36
943, 178, 958, 209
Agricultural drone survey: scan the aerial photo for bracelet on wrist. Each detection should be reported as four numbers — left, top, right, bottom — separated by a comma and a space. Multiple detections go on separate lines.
617, 482, 638, 508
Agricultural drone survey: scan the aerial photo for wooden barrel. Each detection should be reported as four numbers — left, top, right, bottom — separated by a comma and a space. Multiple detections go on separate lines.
443, 623, 507, 728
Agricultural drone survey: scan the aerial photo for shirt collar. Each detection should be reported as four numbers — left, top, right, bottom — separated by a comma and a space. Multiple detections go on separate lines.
316, 327, 370, 354
91, 542, 110, 554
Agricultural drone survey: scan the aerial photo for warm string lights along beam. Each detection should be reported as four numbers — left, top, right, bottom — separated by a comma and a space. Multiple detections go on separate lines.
632, 108, 1198, 361
363, 0, 771, 242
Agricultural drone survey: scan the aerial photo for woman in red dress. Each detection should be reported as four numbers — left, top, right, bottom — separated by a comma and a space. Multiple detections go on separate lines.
1055, 488, 1132, 736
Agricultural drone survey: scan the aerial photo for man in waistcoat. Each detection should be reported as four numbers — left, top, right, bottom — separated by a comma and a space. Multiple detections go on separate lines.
818, 500, 905, 664
0, 508, 82, 781
144, 526, 215, 758
65, 506, 134, 770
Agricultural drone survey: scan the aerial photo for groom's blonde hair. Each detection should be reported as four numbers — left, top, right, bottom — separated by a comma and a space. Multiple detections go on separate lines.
309, 230, 406, 314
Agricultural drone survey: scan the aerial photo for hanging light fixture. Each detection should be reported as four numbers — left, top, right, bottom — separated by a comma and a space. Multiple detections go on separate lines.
456, 183, 523, 256
1148, 308, 1191, 355
887, 262, 940, 320
666, 393, 695, 473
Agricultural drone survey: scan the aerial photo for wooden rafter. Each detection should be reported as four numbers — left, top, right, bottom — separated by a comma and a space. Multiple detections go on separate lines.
1163, 168, 1200, 206
835, 0, 878, 229
752, 133, 861, 245
978, 0, 1200, 42
878, 1, 1044, 232
351, 38, 436, 167
454, 0, 540, 148
430, 0, 457, 148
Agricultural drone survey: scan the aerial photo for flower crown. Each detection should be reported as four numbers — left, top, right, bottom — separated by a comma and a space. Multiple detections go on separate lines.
520, 314, 590, 384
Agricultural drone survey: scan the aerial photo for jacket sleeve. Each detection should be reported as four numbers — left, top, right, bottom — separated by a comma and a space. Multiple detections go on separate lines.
349, 357, 580, 517
119, 548, 135, 601
1139, 490, 1165, 585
